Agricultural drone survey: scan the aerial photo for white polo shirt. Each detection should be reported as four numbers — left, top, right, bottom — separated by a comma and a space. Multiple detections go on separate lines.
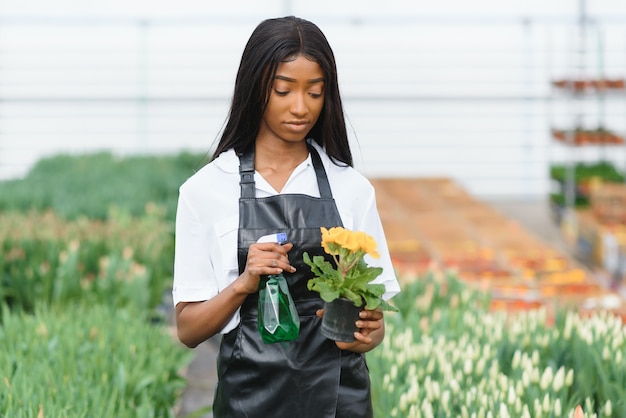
173, 141, 400, 334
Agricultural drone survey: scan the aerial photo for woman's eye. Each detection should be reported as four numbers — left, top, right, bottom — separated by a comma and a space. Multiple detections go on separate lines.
309, 92, 323, 98
274, 90, 289, 96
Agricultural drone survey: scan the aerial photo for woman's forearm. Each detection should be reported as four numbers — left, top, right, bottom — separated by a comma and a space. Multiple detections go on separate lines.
175, 278, 251, 348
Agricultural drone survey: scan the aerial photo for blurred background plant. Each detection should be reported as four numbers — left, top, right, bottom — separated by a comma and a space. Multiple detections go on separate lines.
368, 272, 626, 417
0, 303, 193, 417
0, 152, 207, 221
0, 152, 205, 416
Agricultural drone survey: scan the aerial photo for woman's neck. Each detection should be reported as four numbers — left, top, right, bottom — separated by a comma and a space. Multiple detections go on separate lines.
254, 141, 309, 193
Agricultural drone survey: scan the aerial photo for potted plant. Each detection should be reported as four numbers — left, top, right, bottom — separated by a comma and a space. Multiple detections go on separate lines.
303, 226, 398, 342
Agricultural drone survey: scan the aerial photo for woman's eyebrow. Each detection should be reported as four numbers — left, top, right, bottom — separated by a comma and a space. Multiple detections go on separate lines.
274, 75, 325, 84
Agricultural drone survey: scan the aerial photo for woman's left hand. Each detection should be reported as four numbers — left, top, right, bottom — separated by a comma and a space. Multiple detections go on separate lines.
316, 308, 385, 353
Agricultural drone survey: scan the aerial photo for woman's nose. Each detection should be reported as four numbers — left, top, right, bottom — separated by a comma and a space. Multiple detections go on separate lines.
290, 93, 307, 116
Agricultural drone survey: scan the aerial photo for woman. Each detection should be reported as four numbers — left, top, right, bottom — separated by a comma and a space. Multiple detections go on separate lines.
173, 16, 400, 417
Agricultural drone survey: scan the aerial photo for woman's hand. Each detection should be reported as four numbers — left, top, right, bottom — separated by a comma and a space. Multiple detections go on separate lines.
316, 308, 385, 353
237, 242, 297, 294
176, 241, 297, 348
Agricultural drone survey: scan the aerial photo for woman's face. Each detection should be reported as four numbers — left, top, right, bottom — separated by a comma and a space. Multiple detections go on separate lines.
257, 55, 325, 145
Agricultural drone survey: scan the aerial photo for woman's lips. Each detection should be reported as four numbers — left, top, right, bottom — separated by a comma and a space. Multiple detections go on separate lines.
284, 121, 310, 133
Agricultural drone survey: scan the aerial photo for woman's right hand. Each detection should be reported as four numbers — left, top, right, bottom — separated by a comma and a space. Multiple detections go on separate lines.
238, 242, 296, 294
176, 241, 297, 348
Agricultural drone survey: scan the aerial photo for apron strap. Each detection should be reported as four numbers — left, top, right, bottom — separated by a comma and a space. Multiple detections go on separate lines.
237, 142, 335, 199
238, 151, 256, 199
309, 146, 334, 199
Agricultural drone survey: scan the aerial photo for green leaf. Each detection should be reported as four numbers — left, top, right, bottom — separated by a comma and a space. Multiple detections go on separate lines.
342, 288, 363, 307
302, 251, 396, 311
315, 282, 341, 302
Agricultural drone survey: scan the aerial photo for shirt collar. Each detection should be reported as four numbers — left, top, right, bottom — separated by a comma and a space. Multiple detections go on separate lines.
214, 147, 314, 174
213, 149, 240, 174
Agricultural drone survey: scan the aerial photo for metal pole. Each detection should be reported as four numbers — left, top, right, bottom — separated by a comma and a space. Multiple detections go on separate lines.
562, 0, 587, 246
137, 19, 150, 153
522, 17, 533, 200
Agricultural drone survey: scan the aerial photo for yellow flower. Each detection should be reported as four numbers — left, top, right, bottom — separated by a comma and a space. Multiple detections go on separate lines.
342, 230, 361, 252
320, 226, 339, 254
306, 226, 396, 311
321, 226, 379, 258
358, 231, 380, 258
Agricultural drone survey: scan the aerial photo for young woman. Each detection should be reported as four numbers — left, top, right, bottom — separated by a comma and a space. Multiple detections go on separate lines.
173, 16, 400, 417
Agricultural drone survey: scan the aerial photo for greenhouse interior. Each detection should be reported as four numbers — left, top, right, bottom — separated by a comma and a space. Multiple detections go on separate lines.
1, 1, 626, 417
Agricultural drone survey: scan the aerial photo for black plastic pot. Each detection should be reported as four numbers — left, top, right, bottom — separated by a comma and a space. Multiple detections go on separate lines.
321, 297, 362, 342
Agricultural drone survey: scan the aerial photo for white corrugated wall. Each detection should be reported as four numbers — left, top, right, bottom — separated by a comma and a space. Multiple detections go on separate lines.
1, 5, 626, 197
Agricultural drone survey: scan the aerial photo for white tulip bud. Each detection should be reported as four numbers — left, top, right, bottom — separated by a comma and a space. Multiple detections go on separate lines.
602, 346, 610, 361
554, 398, 562, 417
441, 390, 450, 406
390, 364, 398, 380
542, 394, 551, 413
422, 399, 434, 418
534, 399, 542, 418
507, 386, 516, 405
540, 367, 553, 391
432, 381, 440, 400
532, 350, 540, 366
463, 359, 473, 375
512, 350, 521, 370
531, 368, 540, 384
553, 367, 565, 392
499, 403, 510, 418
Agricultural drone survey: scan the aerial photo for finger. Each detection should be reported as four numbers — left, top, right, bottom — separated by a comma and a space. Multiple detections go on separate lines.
335, 336, 369, 351
356, 319, 381, 331
247, 252, 298, 277
359, 309, 384, 320
255, 242, 292, 255
245, 258, 281, 276
353, 331, 373, 344
335, 341, 357, 351
271, 253, 296, 273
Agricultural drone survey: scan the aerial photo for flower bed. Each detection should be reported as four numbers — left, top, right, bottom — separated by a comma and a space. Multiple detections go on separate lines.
0, 303, 191, 417
0, 208, 172, 317
368, 272, 626, 417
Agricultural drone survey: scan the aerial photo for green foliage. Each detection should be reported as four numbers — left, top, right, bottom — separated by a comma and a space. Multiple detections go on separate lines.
304, 253, 397, 311
0, 208, 172, 317
550, 192, 590, 208
0, 152, 202, 416
550, 161, 625, 183
0, 151, 207, 221
368, 273, 626, 417
0, 303, 193, 417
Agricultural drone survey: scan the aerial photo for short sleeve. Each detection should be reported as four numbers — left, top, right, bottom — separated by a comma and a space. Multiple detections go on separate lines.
356, 188, 401, 301
172, 190, 218, 305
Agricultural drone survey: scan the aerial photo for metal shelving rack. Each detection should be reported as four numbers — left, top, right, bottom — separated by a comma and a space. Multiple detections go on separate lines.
549, 1, 626, 288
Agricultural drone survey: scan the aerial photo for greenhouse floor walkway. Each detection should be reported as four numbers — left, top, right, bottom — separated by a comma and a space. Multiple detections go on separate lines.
173, 178, 619, 418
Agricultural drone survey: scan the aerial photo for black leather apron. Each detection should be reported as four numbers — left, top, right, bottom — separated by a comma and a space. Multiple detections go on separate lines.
212, 146, 373, 418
